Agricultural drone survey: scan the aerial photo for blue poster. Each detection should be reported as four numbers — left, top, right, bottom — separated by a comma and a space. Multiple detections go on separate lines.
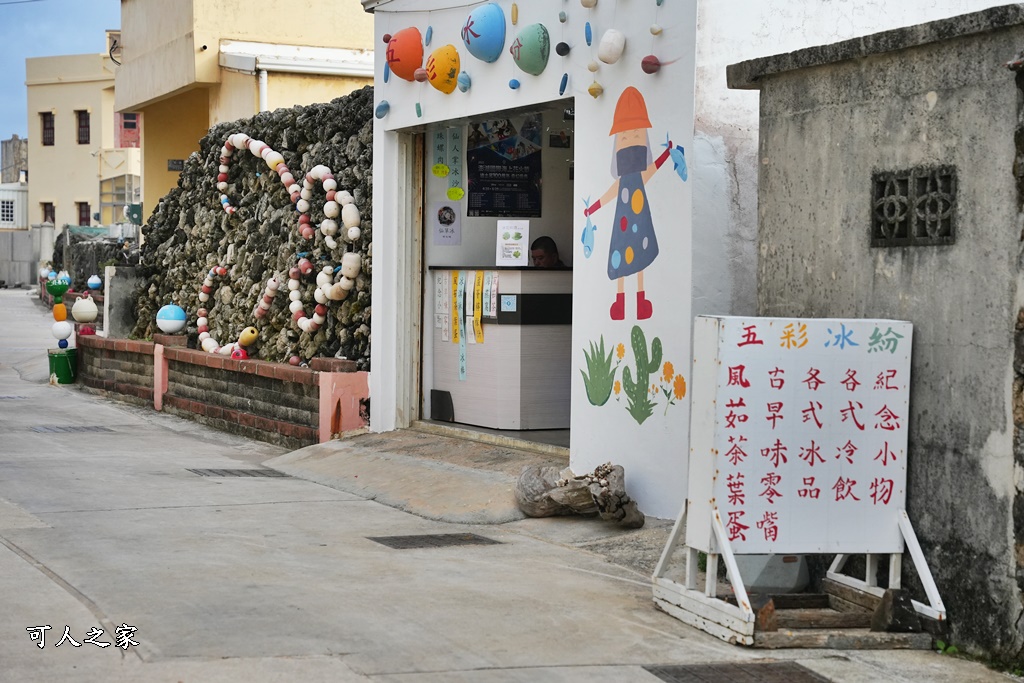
466, 115, 543, 218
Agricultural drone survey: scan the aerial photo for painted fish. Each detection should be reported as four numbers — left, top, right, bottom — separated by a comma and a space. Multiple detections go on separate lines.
581, 197, 596, 258
664, 133, 687, 182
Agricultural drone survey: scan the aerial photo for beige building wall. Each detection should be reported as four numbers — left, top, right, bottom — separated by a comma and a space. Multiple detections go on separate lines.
139, 89, 211, 221
27, 54, 140, 228
117, 0, 374, 222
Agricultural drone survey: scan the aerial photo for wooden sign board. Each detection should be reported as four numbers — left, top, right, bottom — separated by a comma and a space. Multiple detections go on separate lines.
686, 316, 912, 555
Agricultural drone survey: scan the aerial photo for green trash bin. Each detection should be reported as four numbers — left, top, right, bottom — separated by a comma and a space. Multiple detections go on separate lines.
48, 348, 77, 384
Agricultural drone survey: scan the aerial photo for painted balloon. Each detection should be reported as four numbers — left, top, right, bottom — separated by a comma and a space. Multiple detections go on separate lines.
426, 44, 460, 94
510, 23, 550, 76
386, 27, 424, 82
461, 3, 506, 63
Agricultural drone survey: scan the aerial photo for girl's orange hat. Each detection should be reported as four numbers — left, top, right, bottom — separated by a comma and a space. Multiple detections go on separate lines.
610, 86, 652, 135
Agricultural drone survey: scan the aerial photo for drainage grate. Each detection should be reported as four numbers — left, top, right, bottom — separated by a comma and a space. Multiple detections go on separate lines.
644, 662, 831, 683
187, 468, 291, 478
30, 425, 114, 433
367, 533, 501, 549
0, 396, 27, 400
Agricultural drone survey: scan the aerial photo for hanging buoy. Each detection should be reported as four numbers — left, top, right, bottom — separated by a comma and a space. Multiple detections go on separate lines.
462, 3, 506, 63
650, 24, 663, 36
588, 80, 604, 98
509, 78, 521, 89
457, 71, 472, 92
559, 11, 567, 23
641, 55, 662, 74
588, 60, 599, 73
383, 62, 391, 83
598, 29, 626, 64
556, 41, 570, 56
426, 44, 460, 94
581, 0, 597, 7
511, 2, 518, 24
382, 33, 392, 44
559, 72, 568, 96
510, 24, 551, 76
386, 27, 425, 81
585, 22, 593, 46
415, 102, 423, 117
375, 100, 391, 118
414, 67, 429, 82
425, 26, 433, 46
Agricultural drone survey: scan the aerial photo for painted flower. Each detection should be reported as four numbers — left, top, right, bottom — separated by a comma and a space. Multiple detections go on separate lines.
616, 343, 626, 360
613, 380, 621, 395
662, 361, 674, 383
673, 374, 687, 400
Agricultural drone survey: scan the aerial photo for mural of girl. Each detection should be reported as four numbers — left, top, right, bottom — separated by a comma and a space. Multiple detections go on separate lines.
583, 86, 675, 321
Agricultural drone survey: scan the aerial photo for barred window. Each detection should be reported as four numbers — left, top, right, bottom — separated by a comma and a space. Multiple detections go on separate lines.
0, 200, 14, 224
40, 112, 54, 146
871, 166, 956, 247
76, 110, 90, 145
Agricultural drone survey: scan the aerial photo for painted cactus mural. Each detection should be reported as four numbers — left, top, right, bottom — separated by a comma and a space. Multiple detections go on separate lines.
622, 325, 662, 424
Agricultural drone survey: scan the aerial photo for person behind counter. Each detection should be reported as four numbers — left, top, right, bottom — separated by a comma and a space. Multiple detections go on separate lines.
530, 236, 565, 268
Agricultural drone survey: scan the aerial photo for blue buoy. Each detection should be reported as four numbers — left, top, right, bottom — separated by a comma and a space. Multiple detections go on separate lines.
425, 26, 433, 46
375, 100, 391, 119
58, 339, 69, 349
457, 71, 472, 93
559, 73, 568, 96
384, 62, 391, 83
509, 78, 520, 90
585, 22, 593, 46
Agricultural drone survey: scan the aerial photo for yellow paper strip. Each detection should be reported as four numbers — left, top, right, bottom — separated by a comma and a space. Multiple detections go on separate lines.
450, 270, 460, 344
473, 270, 484, 344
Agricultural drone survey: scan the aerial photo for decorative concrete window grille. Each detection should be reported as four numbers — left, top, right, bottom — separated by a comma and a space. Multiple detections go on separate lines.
0, 200, 13, 225
871, 166, 956, 247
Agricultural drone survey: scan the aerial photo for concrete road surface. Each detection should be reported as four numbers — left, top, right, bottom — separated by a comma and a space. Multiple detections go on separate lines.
0, 289, 1012, 682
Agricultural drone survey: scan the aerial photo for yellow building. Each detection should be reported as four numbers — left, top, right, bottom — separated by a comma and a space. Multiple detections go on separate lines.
26, 38, 142, 229
115, 0, 375, 222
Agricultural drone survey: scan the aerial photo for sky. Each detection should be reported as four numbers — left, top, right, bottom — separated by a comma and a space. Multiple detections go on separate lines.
0, 0, 120, 139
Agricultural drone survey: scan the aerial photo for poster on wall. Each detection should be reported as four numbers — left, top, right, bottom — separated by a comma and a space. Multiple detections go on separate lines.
495, 220, 529, 266
431, 201, 462, 246
467, 115, 543, 218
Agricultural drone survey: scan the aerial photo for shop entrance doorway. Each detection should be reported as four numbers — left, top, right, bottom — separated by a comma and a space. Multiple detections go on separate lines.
417, 99, 575, 452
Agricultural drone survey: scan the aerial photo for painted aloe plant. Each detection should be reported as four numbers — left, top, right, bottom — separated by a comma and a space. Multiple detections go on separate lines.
581, 335, 615, 406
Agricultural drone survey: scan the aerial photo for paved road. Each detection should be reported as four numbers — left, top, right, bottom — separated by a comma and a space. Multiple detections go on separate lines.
0, 289, 1011, 682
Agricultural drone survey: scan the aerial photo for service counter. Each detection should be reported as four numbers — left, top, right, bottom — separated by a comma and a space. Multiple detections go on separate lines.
429, 266, 572, 430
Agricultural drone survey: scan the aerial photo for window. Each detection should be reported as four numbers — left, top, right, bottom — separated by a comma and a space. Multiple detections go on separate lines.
0, 200, 13, 225
41, 202, 54, 224
40, 112, 54, 146
76, 110, 90, 145
100, 174, 141, 224
122, 113, 137, 129
77, 202, 91, 226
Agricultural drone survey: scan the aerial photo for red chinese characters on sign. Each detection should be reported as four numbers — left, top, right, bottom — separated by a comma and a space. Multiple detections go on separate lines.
725, 435, 748, 466
727, 473, 746, 505
798, 440, 824, 467
757, 511, 779, 541
727, 364, 751, 388
798, 477, 820, 499
726, 510, 749, 541
738, 325, 764, 347
725, 397, 749, 428
761, 439, 788, 467
760, 472, 782, 504
707, 318, 911, 554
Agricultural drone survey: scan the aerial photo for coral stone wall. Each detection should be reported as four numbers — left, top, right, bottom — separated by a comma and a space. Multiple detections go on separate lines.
132, 87, 374, 369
